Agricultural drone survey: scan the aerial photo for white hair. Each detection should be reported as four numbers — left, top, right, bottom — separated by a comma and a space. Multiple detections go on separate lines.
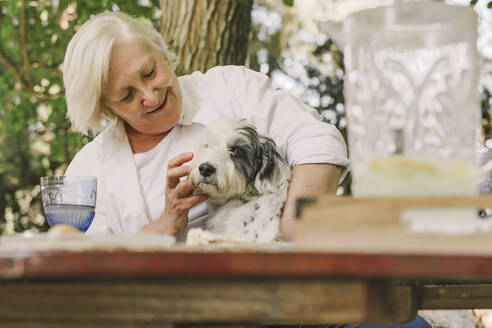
62, 11, 177, 135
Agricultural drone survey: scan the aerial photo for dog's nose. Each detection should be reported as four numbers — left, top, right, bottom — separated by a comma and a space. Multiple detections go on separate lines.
199, 163, 216, 177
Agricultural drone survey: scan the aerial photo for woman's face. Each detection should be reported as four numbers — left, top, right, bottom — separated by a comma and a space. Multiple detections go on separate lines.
102, 40, 182, 137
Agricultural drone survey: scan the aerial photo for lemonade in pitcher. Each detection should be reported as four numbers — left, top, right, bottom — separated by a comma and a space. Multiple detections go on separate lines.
354, 156, 477, 198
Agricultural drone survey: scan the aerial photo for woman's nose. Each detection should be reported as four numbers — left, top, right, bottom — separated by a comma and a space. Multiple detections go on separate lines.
141, 87, 159, 107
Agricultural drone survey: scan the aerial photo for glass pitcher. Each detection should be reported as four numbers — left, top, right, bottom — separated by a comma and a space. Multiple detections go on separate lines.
343, 2, 481, 198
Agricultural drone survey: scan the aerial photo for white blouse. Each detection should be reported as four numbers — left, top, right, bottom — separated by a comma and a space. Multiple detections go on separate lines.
66, 65, 349, 235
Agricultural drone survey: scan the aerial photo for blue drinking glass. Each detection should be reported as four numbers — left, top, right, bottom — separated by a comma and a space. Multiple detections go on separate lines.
40, 176, 97, 232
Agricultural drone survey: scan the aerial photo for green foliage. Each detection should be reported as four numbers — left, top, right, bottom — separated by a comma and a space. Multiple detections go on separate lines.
0, 0, 160, 235
480, 87, 492, 140
282, 0, 294, 7
249, 3, 346, 131
308, 40, 345, 131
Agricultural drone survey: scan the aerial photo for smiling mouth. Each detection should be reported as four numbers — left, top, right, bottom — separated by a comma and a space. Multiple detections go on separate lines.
147, 89, 169, 115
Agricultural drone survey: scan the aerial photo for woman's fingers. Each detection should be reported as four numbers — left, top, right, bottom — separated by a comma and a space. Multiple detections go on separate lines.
168, 152, 193, 169
165, 152, 207, 215
166, 152, 194, 189
168, 179, 207, 213
178, 193, 209, 209
174, 177, 195, 197
166, 188, 207, 215
167, 165, 191, 189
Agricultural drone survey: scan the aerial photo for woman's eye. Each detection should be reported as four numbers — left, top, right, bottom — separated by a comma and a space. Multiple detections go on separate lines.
121, 89, 133, 102
144, 67, 155, 78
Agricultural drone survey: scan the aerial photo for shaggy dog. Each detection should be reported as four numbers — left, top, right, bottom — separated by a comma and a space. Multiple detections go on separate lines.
189, 119, 291, 243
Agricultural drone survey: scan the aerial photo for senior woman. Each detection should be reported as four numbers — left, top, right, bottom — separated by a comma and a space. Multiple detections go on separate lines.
63, 11, 348, 239
62, 11, 430, 328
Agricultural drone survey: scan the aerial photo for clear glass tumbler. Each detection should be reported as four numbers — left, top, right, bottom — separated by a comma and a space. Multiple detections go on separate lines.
343, 2, 481, 198
40, 175, 97, 231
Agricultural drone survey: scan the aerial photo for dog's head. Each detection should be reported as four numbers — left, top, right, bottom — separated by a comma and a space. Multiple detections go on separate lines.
189, 119, 290, 202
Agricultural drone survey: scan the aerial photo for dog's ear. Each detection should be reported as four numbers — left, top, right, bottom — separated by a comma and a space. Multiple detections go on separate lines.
254, 136, 291, 194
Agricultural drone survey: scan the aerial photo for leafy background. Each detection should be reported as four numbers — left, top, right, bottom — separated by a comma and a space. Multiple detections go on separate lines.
0, 0, 490, 234
0, 0, 161, 234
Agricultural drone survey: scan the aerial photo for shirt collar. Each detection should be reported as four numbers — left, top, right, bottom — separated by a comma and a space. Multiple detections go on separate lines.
177, 73, 214, 127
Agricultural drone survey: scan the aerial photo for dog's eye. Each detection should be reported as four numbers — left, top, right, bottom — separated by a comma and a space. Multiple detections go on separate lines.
229, 146, 241, 157
201, 144, 208, 149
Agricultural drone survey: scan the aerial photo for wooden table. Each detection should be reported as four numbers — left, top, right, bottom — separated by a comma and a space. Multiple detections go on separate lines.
3, 194, 492, 327
1, 247, 492, 328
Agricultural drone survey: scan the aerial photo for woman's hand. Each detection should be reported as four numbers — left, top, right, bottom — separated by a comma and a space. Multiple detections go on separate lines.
164, 152, 208, 235
140, 152, 208, 236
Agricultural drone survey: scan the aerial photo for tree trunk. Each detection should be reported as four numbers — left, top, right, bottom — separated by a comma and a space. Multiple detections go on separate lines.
160, 0, 253, 76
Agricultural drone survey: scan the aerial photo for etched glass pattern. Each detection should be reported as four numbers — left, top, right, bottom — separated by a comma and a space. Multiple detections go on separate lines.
343, 3, 481, 197
40, 176, 97, 231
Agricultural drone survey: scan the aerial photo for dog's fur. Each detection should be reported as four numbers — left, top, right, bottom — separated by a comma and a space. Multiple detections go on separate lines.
189, 119, 291, 243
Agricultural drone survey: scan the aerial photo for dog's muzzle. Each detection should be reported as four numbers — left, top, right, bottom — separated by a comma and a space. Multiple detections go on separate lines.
199, 162, 216, 177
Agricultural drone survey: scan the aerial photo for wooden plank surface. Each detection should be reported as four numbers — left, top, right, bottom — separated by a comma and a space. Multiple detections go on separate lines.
0, 322, 173, 328
418, 283, 492, 309
2, 250, 492, 280
295, 194, 492, 254
0, 278, 415, 326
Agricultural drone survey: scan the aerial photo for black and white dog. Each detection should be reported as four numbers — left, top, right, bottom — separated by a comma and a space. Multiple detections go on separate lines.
189, 119, 291, 243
